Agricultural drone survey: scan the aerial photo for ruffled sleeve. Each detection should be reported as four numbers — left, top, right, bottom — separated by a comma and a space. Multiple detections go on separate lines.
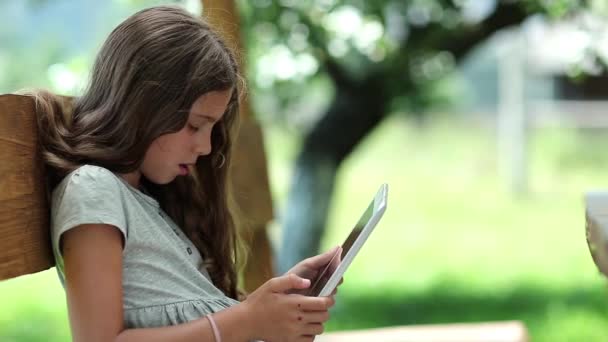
124, 297, 240, 328
50, 165, 128, 281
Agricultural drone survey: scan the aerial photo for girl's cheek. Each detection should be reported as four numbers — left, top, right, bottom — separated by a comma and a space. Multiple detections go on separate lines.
189, 138, 199, 153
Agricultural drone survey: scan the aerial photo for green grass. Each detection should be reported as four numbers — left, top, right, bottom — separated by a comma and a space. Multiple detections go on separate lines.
0, 271, 70, 341
2, 114, 608, 341
266, 114, 608, 341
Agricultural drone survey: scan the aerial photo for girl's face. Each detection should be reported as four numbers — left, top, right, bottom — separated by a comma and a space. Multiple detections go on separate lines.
121, 89, 232, 188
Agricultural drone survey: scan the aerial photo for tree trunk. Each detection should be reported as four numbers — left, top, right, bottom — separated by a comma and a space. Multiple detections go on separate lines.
202, 0, 276, 290
277, 2, 530, 272
278, 72, 388, 272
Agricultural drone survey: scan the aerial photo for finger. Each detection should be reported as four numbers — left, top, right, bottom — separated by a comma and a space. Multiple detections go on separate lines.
301, 310, 330, 323
330, 278, 344, 295
297, 296, 335, 311
268, 274, 311, 293
303, 246, 341, 269
296, 268, 319, 282
322, 290, 338, 299
302, 323, 325, 336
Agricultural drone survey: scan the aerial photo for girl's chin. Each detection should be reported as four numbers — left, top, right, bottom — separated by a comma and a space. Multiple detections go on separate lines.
143, 172, 177, 185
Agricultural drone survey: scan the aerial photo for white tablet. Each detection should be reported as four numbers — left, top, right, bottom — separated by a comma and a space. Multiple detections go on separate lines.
307, 183, 388, 297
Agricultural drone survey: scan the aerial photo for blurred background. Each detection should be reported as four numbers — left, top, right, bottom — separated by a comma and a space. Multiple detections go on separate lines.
2, 0, 608, 341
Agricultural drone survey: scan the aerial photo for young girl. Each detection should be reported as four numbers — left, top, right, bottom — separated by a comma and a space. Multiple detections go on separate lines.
32, 6, 339, 342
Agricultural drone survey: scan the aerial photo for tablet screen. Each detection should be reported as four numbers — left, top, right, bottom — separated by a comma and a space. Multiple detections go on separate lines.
307, 199, 375, 296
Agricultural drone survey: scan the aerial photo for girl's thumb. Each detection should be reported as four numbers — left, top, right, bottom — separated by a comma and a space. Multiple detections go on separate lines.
270, 273, 310, 293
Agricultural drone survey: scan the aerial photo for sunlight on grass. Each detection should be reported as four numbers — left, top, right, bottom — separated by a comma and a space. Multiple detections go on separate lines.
0, 270, 70, 342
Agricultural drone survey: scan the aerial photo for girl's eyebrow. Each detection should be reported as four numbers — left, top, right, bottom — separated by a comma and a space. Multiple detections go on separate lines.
193, 113, 217, 122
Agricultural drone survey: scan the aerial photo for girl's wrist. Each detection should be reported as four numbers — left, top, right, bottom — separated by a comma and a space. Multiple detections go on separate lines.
236, 299, 259, 341
209, 301, 257, 342
206, 314, 221, 342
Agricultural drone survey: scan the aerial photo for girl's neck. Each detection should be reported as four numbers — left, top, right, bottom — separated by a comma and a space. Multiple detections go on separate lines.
118, 170, 142, 189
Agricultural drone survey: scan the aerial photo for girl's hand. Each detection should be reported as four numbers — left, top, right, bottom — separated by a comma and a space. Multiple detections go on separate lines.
287, 246, 344, 296
242, 273, 335, 342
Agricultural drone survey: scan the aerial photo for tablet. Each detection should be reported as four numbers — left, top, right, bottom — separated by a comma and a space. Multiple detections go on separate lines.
307, 183, 388, 297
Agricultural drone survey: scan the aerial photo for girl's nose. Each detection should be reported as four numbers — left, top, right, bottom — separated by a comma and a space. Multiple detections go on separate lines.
195, 135, 212, 156
195, 146, 211, 156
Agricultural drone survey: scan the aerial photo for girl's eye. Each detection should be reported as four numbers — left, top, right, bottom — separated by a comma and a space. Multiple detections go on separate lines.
188, 124, 200, 132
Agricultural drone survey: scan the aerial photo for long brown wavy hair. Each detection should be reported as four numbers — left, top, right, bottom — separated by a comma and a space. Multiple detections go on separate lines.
30, 6, 244, 299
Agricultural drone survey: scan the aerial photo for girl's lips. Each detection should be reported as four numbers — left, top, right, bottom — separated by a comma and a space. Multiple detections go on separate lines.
178, 164, 189, 176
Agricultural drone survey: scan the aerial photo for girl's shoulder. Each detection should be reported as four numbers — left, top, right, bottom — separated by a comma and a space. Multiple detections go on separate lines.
52, 164, 125, 203
52, 164, 159, 209
50, 165, 131, 282
70, 164, 120, 181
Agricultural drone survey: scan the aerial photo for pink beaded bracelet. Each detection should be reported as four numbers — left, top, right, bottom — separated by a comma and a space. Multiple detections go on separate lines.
206, 314, 221, 342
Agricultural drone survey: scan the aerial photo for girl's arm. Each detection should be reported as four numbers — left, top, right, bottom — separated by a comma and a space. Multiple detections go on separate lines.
62, 224, 333, 342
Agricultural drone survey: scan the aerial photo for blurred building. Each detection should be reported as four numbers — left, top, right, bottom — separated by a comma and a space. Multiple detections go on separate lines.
459, 13, 608, 128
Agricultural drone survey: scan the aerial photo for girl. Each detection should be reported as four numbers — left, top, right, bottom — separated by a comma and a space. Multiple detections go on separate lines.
32, 5, 339, 342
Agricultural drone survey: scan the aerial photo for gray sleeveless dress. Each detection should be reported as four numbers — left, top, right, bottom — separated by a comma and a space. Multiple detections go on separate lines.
50, 164, 240, 329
